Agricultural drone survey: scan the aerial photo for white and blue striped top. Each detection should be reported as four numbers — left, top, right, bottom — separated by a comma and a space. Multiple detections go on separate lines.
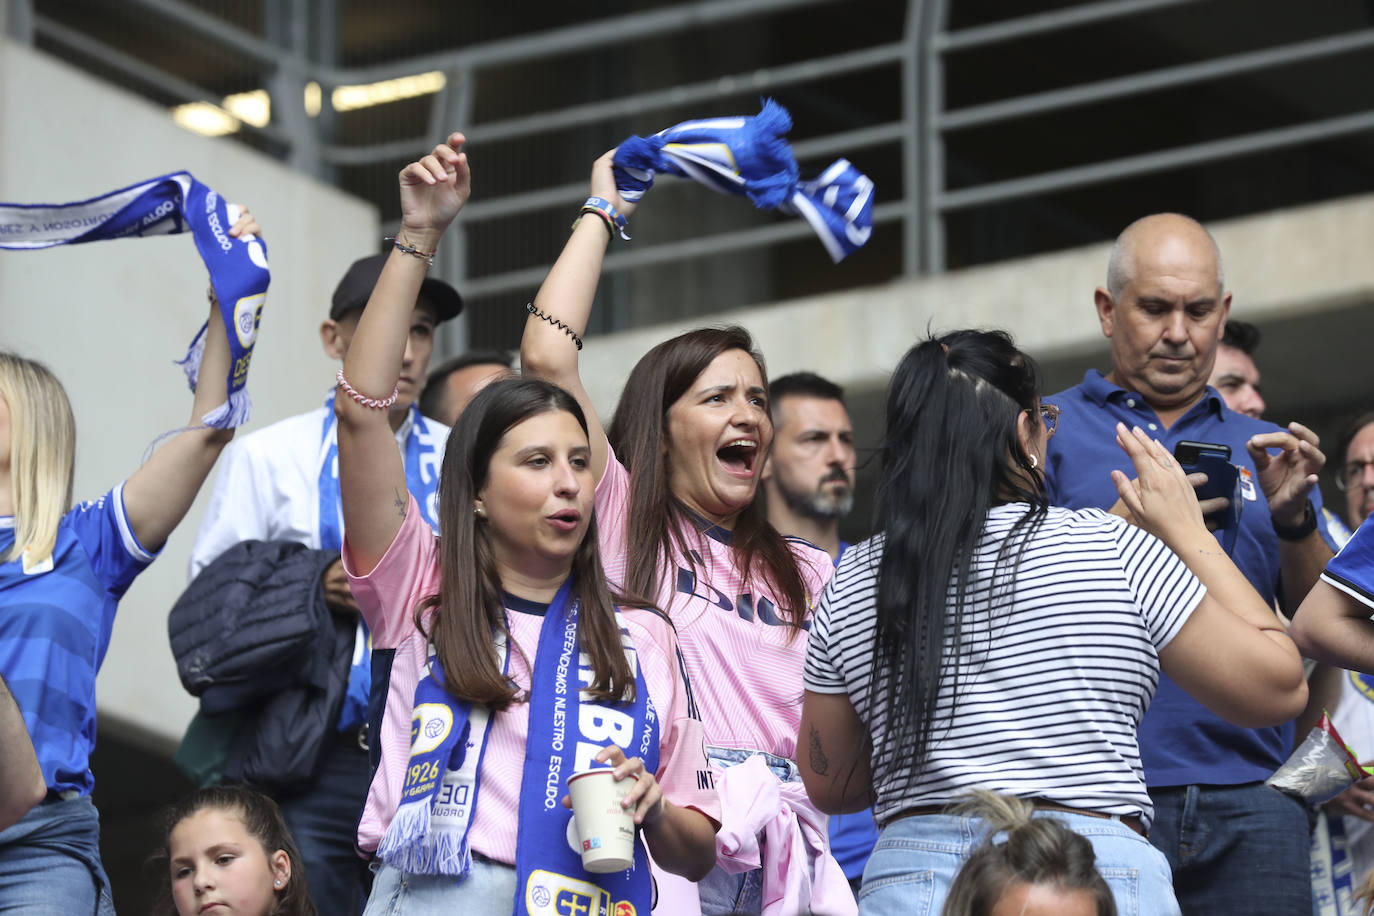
804, 504, 1204, 829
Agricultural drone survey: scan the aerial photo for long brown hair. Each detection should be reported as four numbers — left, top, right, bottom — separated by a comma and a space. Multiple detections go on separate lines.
423, 377, 634, 708
606, 326, 809, 632
153, 785, 317, 916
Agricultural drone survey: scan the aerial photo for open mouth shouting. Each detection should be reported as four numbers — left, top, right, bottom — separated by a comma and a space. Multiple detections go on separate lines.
717, 438, 759, 478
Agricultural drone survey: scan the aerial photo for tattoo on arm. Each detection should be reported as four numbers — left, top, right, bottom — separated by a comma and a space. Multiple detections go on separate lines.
394, 489, 408, 519
808, 724, 830, 776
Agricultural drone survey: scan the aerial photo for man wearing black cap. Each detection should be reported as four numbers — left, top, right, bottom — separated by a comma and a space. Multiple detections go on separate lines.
187, 253, 462, 914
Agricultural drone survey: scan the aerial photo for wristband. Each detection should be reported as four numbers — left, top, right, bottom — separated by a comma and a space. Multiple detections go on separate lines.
582, 196, 631, 241
1273, 500, 1317, 541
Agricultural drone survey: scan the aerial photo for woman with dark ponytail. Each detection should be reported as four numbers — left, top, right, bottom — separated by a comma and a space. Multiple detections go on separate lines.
799, 329, 1308, 915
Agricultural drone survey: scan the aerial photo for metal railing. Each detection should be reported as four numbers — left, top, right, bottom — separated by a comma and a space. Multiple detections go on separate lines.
8, 0, 1374, 350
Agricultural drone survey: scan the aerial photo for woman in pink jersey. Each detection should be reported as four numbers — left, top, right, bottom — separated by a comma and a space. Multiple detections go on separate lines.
336, 134, 719, 914
522, 151, 846, 915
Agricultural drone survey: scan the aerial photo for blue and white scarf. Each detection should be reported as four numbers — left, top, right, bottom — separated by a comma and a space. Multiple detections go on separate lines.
379, 579, 660, 916
612, 98, 874, 262
318, 393, 445, 732
0, 173, 271, 427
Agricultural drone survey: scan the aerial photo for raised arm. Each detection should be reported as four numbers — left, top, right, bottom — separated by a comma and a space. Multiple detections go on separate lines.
1112, 424, 1307, 727
0, 673, 45, 831
519, 151, 637, 484
338, 133, 470, 573
121, 210, 260, 552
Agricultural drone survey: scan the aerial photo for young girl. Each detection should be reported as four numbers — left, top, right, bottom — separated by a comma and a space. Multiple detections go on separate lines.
941, 792, 1115, 916
336, 133, 719, 913
158, 785, 316, 916
0, 210, 257, 914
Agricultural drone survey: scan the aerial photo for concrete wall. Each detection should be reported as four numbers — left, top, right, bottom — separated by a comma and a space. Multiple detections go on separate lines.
578, 191, 1374, 417
0, 38, 377, 749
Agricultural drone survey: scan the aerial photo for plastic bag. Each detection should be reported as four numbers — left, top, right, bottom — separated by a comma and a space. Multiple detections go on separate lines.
1267, 712, 1373, 804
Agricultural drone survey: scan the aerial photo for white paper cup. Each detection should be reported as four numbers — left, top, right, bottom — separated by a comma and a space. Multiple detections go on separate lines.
567, 769, 637, 873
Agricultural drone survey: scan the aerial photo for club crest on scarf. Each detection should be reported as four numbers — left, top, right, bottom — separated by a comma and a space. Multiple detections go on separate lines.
0, 173, 270, 427
379, 578, 659, 915
611, 98, 874, 262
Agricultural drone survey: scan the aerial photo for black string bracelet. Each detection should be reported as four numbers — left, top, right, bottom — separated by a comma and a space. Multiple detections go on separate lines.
526, 303, 583, 350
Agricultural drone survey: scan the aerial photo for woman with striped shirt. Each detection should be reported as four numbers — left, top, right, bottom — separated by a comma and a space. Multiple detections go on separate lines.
798, 329, 1307, 916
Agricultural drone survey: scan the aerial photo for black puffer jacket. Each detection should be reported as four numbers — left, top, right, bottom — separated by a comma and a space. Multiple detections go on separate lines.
168, 540, 354, 789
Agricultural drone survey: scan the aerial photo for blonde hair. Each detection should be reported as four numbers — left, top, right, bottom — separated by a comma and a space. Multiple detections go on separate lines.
942, 791, 1117, 916
0, 353, 75, 564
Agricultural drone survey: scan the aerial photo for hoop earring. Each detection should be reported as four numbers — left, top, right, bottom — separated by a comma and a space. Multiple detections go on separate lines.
1028, 453, 1038, 470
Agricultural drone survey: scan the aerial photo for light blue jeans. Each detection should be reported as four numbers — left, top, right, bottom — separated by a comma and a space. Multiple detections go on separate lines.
858, 811, 1180, 916
697, 746, 799, 916
0, 796, 115, 916
364, 857, 517, 915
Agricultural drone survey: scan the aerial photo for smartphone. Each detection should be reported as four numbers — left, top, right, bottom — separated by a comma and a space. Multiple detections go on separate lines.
1173, 440, 1237, 505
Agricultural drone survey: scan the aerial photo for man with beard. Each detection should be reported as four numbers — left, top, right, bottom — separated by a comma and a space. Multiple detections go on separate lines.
762, 371, 875, 891
762, 372, 857, 562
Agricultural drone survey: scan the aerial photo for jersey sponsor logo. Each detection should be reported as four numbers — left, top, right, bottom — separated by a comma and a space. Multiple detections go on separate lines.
674, 551, 809, 629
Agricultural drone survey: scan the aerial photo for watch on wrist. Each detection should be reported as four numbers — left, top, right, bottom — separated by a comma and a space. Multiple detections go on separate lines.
1273, 500, 1317, 541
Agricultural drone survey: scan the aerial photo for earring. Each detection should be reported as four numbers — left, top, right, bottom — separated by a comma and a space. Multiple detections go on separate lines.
1028, 454, 1038, 470
275, 880, 283, 887
473, 504, 485, 518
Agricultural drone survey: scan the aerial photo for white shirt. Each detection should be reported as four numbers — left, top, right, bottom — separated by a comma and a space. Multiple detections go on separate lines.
190, 404, 448, 578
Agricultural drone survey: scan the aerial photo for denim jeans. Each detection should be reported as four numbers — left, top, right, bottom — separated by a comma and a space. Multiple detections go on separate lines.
1148, 783, 1312, 916
696, 746, 799, 916
857, 811, 1180, 916
0, 796, 115, 915
364, 857, 516, 915
277, 734, 373, 916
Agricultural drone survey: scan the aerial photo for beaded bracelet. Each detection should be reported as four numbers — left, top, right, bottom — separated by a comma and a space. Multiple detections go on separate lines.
386, 235, 436, 267
581, 196, 631, 241
336, 369, 400, 409
526, 303, 583, 350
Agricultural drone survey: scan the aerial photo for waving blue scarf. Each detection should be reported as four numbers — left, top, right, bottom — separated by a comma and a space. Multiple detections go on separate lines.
612, 98, 874, 262
0, 173, 270, 427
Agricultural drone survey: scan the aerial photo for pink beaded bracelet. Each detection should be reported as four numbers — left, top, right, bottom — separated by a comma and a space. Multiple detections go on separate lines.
336, 369, 399, 409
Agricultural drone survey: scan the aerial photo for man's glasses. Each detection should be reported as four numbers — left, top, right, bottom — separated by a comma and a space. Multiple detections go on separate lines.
1336, 459, 1374, 491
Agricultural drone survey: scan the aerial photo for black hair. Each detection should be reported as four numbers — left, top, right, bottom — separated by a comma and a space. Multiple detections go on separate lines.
871, 329, 1048, 791
419, 350, 515, 421
1220, 320, 1261, 356
1338, 412, 1374, 466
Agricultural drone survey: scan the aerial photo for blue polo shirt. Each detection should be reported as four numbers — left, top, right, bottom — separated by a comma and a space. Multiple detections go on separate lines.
0, 484, 155, 796
1044, 370, 1337, 787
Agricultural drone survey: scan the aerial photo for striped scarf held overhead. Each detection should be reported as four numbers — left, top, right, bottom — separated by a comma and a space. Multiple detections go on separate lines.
612, 99, 874, 262
0, 173, 269, 427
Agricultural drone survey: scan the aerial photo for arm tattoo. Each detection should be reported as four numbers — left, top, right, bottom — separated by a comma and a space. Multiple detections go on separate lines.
808, 724, 830, 776
394, 488, 408, 519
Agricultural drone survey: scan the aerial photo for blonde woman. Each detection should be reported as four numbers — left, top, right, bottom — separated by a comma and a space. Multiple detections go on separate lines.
0, 210, 255, 915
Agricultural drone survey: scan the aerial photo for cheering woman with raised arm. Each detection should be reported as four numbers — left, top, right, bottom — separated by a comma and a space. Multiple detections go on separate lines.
798, 330, 1307, 915
335, 133, 718, 915
0, 211, 256, 914
521, 151, 844, 914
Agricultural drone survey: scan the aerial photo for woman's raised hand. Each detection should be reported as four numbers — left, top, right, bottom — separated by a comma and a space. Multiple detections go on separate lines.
398, 132, 471, 249
559, 744, 667, 826
1111, 422, 1208, 545
590, 148, 637, 220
